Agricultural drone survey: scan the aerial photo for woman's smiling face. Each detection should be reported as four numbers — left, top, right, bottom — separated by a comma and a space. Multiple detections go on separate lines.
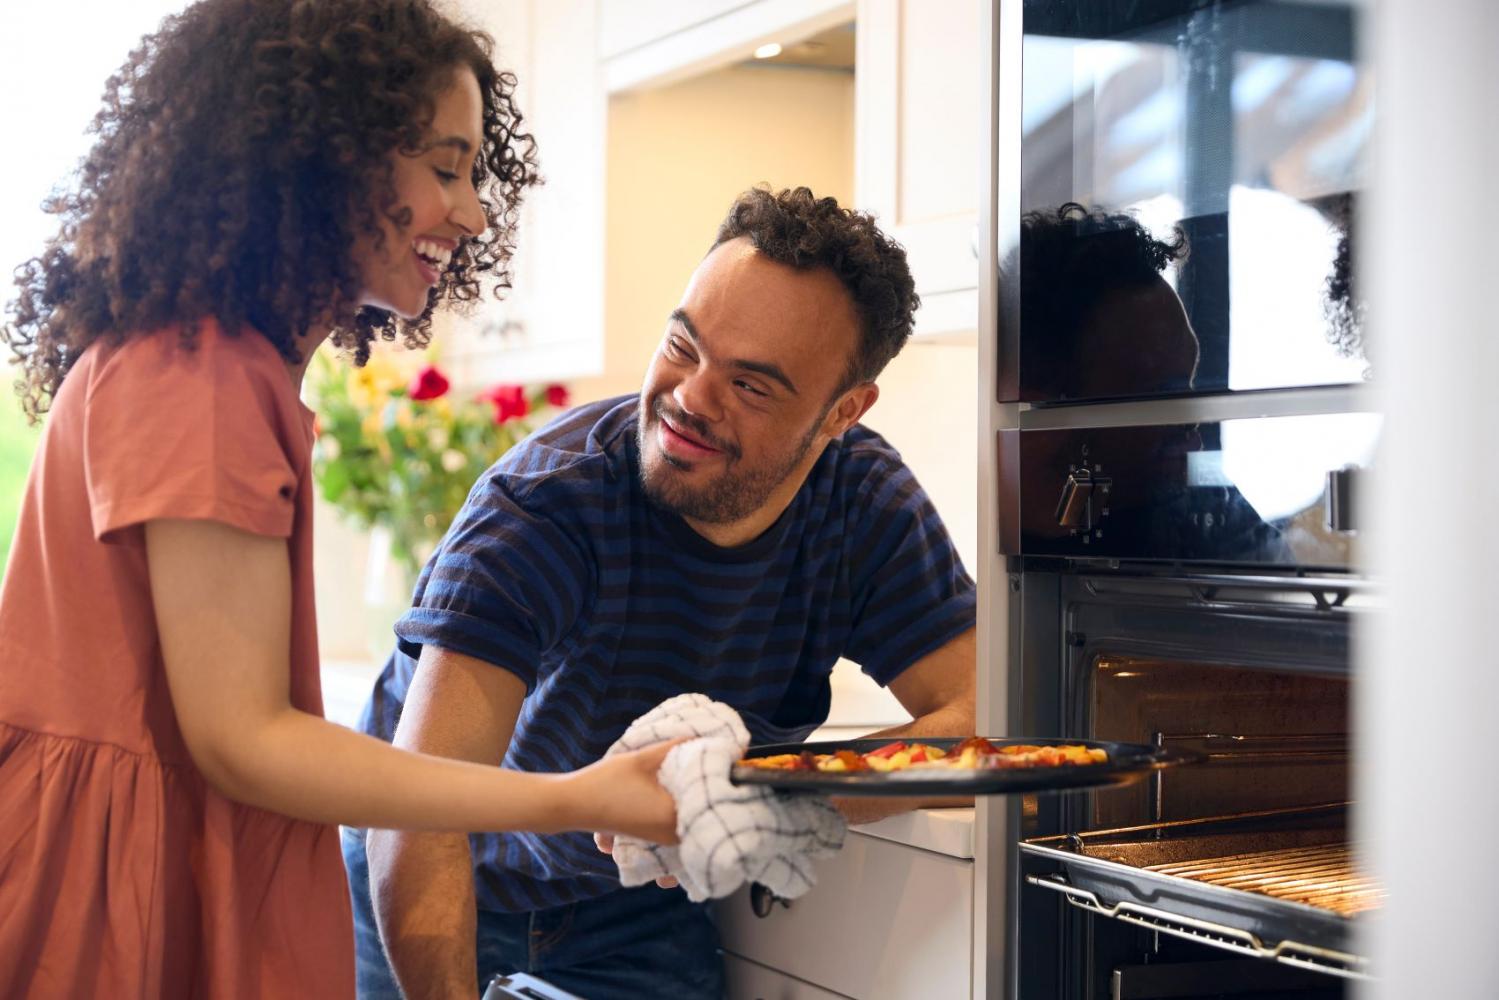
354, 65, 487, 319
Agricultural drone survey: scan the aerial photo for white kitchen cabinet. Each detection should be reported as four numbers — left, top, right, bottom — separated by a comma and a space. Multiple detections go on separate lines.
856, 0, 984, 339
715, 818, 974, 999
441, 0, 606, 389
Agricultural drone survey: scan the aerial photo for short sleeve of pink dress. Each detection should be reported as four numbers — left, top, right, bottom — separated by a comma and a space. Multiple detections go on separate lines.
0, 321, 354, 998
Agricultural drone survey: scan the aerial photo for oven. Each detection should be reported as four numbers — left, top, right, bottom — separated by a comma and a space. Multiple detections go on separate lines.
983, 0, 1378, 993
994, 414, 1381, 999
1001, 0, 1372, 405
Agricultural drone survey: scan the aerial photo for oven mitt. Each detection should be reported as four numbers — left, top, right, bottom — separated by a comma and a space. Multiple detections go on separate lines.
603, 693, 846, 903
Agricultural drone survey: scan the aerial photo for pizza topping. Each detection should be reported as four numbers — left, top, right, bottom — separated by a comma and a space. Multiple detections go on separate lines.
739, 737, 1106, 773
865, 740, 908, 760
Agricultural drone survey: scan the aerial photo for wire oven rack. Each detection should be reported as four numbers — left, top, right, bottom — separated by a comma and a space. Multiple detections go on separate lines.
1022, 804, 1380, 980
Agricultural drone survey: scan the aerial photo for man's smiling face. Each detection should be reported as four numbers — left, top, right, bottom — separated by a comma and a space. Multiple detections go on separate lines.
637, 237, 865, 528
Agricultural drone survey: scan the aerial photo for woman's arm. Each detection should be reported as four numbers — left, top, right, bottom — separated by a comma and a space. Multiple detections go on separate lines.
143, 517, 677, 839
369, 644, 525, 999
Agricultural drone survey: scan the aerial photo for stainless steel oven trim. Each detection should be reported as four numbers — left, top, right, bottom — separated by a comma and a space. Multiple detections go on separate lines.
1025, 873, 1372, 981
1016, 385, 1376, 431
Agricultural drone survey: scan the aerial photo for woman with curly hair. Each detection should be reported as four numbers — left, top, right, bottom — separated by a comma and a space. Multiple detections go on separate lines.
0, 1, 677, 995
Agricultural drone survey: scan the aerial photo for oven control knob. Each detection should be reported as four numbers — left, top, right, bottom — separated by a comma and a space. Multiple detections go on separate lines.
1056, 469, 1095, 529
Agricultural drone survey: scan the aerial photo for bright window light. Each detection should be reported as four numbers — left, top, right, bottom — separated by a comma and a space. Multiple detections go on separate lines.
0, 2, 190, 280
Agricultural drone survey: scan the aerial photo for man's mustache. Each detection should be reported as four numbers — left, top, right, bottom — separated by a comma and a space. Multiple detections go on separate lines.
652, 397, 740, 459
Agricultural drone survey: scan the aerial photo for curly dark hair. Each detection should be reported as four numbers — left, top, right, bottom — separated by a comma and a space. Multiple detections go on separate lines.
3, 0, 540, 422
1020, 201, 1187, 339
711, 186, 919, 390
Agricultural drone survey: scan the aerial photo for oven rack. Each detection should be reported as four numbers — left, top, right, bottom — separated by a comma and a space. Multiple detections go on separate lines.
1021, 805, 1377, 981
1146, 842, 1379, 917
1026, 874, 1370, 981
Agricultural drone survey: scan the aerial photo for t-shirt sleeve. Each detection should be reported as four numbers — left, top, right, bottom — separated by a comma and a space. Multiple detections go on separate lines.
83, 331, 300, 544
393, 470, 593, 693
842, 457, 977, 687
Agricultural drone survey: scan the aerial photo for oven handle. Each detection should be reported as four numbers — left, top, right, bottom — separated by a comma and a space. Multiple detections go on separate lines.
1025, 874, 1373, 981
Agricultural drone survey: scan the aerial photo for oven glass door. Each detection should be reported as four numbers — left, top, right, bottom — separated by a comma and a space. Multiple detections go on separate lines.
1013, 571, 1362, 998
1005, 0, 1371, 403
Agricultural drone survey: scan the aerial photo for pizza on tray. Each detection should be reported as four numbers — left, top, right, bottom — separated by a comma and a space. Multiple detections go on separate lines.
737, 736, 1108, 774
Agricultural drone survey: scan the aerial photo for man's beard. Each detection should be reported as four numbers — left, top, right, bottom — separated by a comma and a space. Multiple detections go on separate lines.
637, 395, 824, 525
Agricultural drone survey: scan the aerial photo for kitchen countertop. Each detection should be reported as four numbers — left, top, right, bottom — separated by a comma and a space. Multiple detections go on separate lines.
849, 807, 975, 859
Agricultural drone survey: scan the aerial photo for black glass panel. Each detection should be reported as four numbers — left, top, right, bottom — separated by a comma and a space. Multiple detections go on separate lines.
996, 413, 1380, 566
1006, 0, 1370, 403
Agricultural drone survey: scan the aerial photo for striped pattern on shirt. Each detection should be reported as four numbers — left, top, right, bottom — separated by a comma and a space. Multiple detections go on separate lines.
358, 395, 975, 912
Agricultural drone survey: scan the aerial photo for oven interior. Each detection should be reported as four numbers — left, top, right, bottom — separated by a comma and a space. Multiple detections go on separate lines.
1013, 570, 1377, 1000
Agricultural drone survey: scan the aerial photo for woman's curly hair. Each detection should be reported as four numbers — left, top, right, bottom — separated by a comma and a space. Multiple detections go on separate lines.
3, 0, 540, 422
712, 186, 919, 390
1019, 201, 1188, 341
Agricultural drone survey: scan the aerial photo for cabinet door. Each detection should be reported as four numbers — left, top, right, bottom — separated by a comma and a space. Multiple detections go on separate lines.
856, 0, 983, 338
445, 0, 605, 388
714, 832, 974, 998
724, 955, 853, 1000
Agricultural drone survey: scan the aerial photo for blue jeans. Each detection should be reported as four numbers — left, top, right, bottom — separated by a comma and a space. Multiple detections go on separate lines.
341, 828, 725, 1000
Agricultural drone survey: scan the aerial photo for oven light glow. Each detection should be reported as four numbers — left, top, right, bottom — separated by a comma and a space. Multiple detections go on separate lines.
754, 42, 783, 59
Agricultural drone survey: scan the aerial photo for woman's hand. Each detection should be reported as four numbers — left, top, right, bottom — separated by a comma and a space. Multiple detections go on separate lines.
562, 740, 684, 845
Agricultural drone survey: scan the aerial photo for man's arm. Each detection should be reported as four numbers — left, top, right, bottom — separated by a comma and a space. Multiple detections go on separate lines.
833, 626, 977, 826
366, 645, 526, 1000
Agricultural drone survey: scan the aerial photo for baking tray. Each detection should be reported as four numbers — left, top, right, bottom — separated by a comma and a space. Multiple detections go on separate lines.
731, 736, 1191, 796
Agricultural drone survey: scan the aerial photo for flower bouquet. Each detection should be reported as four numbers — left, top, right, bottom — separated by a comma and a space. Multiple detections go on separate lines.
306, 345, 569, 580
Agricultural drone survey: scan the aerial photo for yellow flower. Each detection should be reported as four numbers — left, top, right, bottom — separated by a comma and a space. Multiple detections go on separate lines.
347, 351, 410, 410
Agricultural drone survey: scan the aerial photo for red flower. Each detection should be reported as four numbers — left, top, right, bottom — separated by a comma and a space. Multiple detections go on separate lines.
545, 383, 571, 408
480, 384, 529, 424
408, 365, 450, 401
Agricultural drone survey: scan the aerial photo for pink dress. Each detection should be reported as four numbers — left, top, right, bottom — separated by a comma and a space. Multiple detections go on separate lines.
0, 321, 354, 997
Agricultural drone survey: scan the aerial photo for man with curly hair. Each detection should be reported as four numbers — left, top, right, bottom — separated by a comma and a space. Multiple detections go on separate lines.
346, 187, 978, 998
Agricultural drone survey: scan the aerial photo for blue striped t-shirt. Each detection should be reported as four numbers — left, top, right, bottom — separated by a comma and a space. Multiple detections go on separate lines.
357, 395, 975, 912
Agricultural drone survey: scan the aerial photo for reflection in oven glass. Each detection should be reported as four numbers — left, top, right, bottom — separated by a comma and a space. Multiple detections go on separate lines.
1016, 0, 1371, 401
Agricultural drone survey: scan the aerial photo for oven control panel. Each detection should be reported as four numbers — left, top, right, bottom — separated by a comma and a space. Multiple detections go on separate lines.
1054, 465, 1112, 538
998, 414, 1380, 567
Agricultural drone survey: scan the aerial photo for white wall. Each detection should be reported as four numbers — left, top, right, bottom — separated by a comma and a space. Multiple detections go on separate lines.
575, 63, 856, 401
1358, 0, 1499, 993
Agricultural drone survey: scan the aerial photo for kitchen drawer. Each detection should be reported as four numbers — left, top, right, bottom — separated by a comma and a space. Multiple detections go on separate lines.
724, 954, 853, 1000
715, 832, 973, 999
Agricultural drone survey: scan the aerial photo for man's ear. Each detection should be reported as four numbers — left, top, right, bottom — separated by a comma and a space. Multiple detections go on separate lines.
823, 383, 880, 438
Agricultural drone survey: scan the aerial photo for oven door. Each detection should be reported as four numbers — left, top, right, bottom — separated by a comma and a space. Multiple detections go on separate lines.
1011, 569, 1373, 999
1002, 0, 1371, 404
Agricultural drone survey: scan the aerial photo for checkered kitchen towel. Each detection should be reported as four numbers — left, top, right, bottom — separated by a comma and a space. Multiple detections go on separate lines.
604, 693, 846, 903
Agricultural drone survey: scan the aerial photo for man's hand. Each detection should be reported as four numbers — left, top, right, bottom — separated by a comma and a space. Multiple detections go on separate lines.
593, 833, 679, 889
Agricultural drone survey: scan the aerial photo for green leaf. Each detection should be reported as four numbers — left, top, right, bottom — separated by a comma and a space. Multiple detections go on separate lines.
321, 461, 351, 503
